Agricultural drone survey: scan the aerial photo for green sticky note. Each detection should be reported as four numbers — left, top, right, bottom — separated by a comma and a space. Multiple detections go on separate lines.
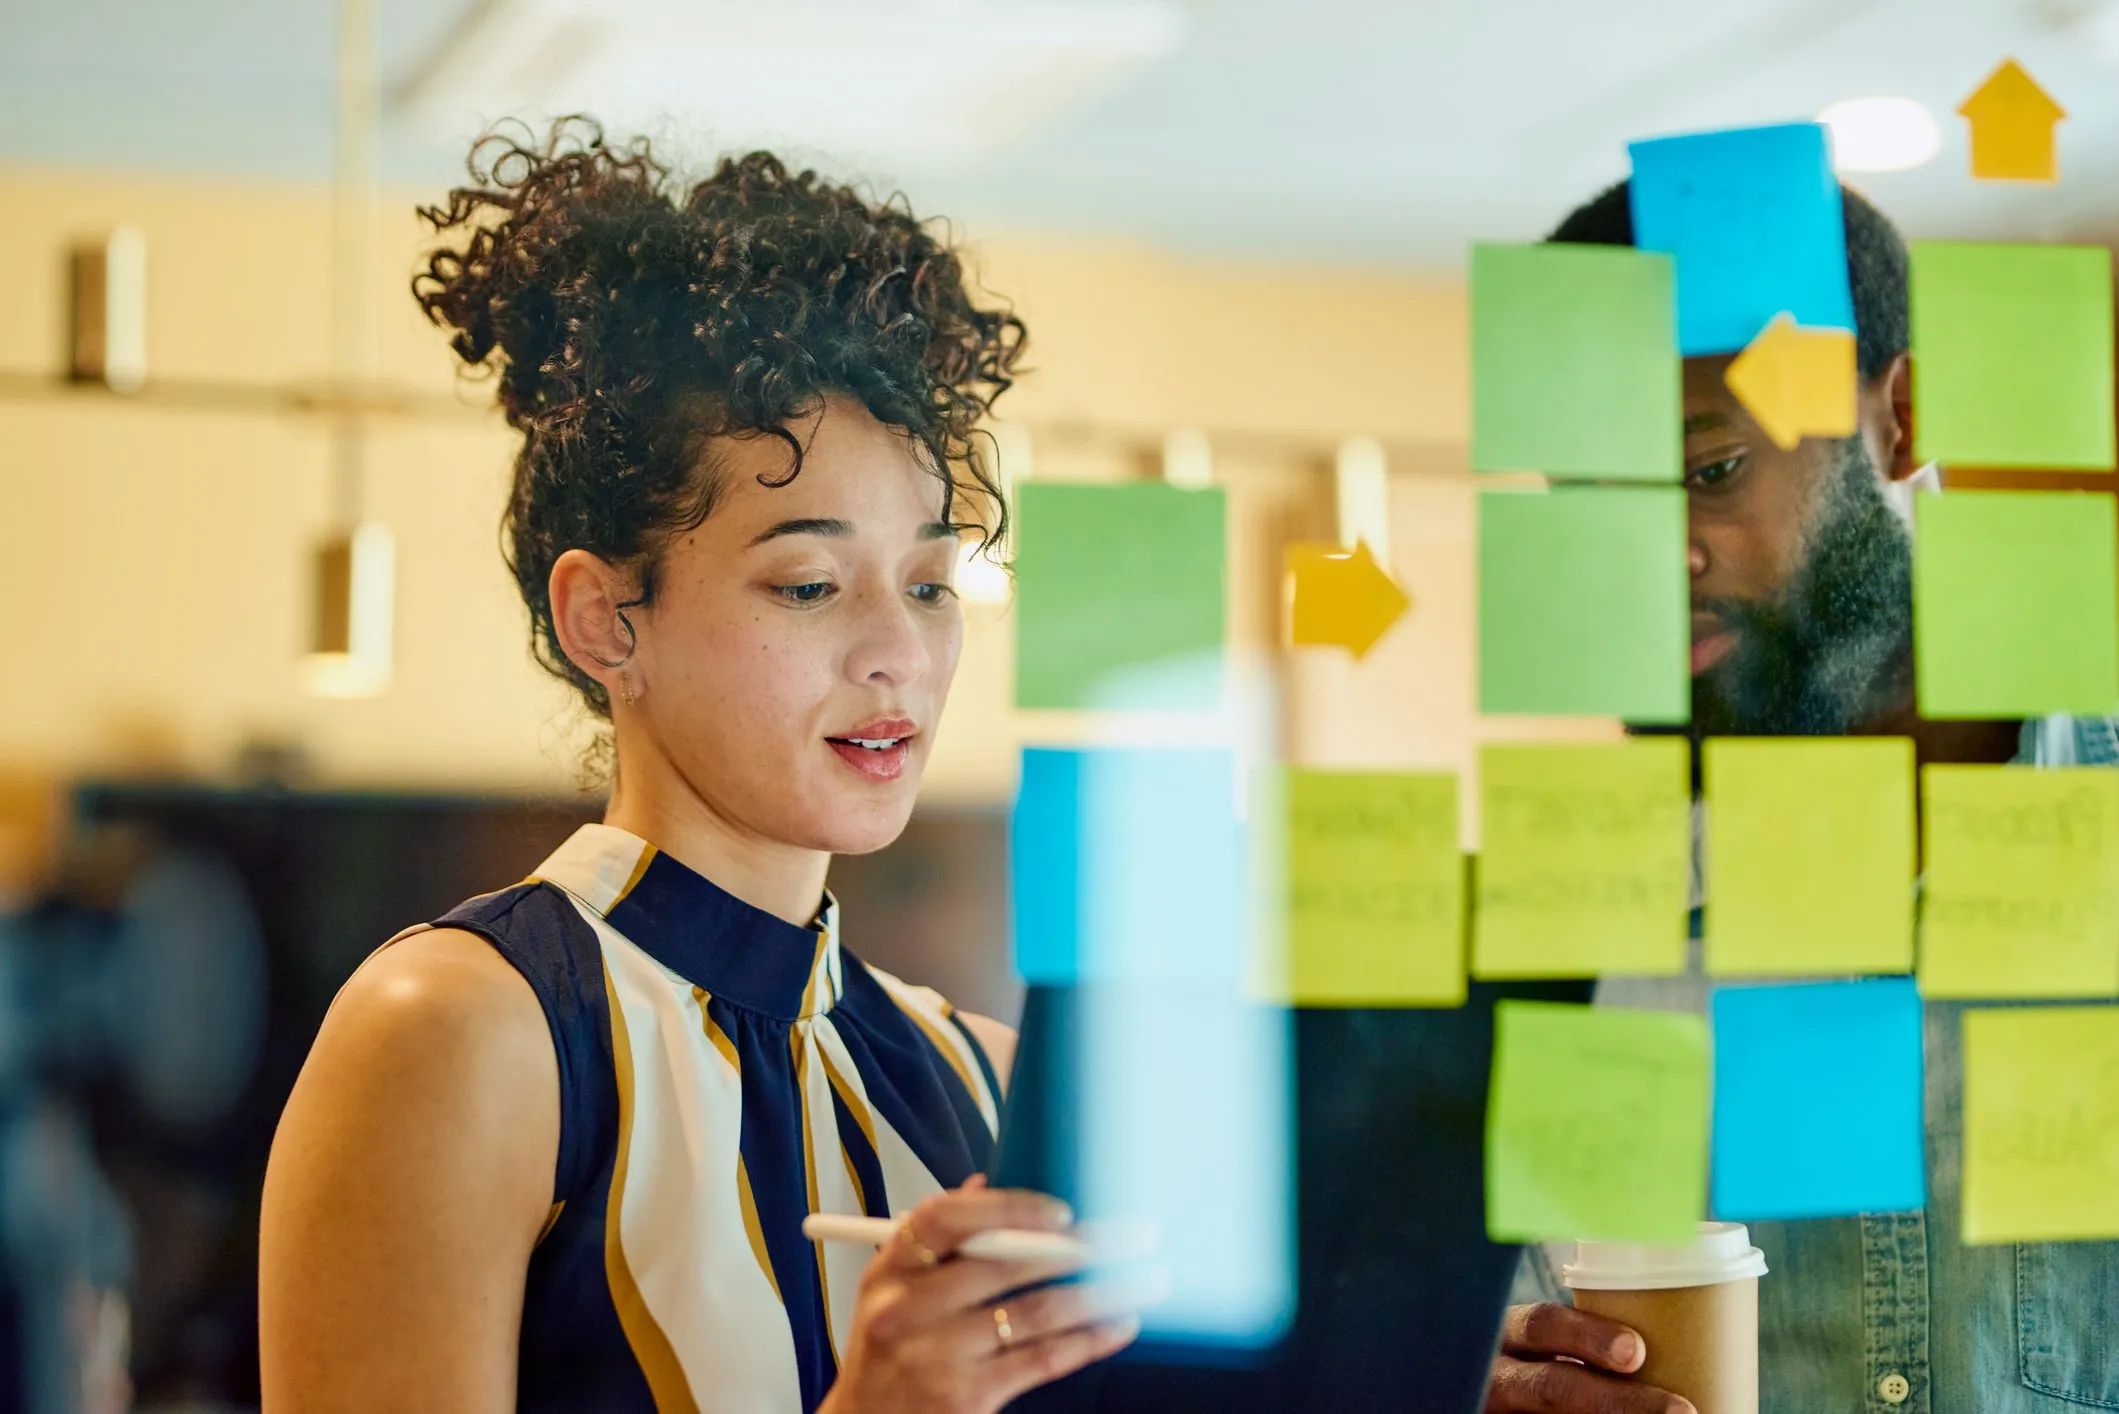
1473, 741, 1690, 978
1472, 243, 1681, 481
1963, 1006, 2119, 1243
1013, 483, 1225, 709
1705, 738, 1915, 976
1922, 766, 2119, 1000
1478, 487, 1688, 721
1284, 770, 1464, 1006
1486, 1001, 1709, 1243
1914, 491, 2119, 719
1911, 242, 2116, 471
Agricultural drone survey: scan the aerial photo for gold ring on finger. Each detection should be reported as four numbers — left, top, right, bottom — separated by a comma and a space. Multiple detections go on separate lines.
993, 1305, 1015, 1352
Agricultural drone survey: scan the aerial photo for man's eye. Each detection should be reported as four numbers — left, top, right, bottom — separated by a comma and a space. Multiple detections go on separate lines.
1687, 455, 1745, 489
910, 582, 957, 605
775, 581, 835, 604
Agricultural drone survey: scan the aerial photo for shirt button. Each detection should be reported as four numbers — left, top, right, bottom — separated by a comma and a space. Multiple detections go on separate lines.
1878, 1372, 1911, 1404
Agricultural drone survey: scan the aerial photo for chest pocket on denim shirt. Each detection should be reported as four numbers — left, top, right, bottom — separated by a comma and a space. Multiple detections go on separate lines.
2018, 1242, 2119, 1405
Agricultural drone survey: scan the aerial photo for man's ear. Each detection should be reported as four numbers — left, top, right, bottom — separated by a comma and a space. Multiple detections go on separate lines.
1871, 350, 1918, 481
549, 548, 640, 690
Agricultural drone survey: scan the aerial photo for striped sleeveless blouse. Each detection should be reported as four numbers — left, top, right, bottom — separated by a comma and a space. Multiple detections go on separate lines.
385, 823, 1002, 1412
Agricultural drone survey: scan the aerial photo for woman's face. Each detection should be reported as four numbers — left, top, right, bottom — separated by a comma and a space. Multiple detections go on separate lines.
630, 396, 966, 856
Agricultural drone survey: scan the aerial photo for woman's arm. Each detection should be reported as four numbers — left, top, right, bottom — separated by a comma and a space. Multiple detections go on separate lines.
957, 1012, 1017, 1095
259, 928, 560, 1413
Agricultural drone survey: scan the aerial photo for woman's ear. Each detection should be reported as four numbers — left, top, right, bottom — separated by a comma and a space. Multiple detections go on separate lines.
549, 549, 639, 692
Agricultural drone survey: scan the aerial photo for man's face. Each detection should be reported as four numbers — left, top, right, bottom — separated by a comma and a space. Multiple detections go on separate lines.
1680, 353, 1914, 737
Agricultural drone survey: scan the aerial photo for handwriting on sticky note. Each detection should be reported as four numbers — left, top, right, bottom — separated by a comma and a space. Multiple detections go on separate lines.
1486, 1001, 1709, 1243
1472, 741, 1689, 979
1286, 770, 1463, 1005
1922, 766, 2119, 998
1963, 1007, 2119, 1243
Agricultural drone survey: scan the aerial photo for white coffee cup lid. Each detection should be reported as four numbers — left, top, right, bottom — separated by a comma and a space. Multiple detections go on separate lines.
1561, 1222, 1768, 1292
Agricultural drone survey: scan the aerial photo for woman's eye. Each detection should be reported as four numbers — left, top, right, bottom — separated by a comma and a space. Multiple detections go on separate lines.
775, 581, 836, 604
1687, 454, 1745, 489
910, 582, 957, 606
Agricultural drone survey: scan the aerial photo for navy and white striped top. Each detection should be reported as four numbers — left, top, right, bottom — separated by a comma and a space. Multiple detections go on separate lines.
383, 823, 1002, 1412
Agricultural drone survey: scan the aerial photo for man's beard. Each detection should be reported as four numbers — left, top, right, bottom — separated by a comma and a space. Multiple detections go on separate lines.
1685, 439, 1914, 739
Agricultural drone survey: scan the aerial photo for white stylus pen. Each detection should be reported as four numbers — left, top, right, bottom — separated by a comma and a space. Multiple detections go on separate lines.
801, 1212, 1088, 1264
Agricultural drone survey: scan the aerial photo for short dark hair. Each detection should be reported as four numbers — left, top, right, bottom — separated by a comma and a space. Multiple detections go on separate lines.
1547, 180, 1908, 381
413, 118, 1024, 733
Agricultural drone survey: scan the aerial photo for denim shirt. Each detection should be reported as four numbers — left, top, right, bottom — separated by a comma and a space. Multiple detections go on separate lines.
1513, 714, 2119, 1413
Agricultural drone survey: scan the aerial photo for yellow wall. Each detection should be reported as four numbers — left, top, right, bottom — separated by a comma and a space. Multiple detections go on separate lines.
0, 166, 1602, 819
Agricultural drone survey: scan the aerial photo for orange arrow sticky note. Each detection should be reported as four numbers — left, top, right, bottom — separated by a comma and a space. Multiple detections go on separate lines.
1287, 540, 1410, 659
1959, 58, 2065, 182
1724, 313, 1857, 451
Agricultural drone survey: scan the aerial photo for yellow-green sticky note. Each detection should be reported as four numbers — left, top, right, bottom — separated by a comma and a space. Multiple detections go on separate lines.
1921, 766, 2119, 999
1473, 741, 1690, 978
1911, 241, 2116, 471
1285, 770, 1464, 1006
1705, 738, 1915, 976
1963, 1006, 2119, 1243
1486, 1000, 1709, 1243
1914, 491, 2119, 719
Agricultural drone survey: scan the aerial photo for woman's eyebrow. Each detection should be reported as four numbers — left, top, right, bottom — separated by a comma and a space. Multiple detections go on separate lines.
748, 517, 853, 546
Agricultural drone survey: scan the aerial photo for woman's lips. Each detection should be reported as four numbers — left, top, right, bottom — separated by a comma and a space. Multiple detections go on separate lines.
827, 738, 912, 780
825, 718, 918, 782
1691, 625, 1739, 675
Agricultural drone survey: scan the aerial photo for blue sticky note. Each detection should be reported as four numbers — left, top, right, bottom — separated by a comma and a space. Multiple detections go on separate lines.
1010, 746, 1245, 984
1710, 979, 1925, 1221
1628, 123, 1856, 356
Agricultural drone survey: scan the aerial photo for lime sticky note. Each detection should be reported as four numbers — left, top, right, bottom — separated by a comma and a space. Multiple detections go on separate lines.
1486, 1001, 1709, 1243
1911, 242, 2115, 470
1920, 765, 2119, 999
1710, 979, 1926, 1221
1284, 770, 1464, 1006
1013, 483, 1225, 709
1913, 491, 2119, 719
1471, 243, 1679, 481
1478, 487, 1688, 722
1627, 123, 1855, 356
1963, 1006, 2119, 1243
1473, 741, 1690, 978
1705, 738, 1915, 976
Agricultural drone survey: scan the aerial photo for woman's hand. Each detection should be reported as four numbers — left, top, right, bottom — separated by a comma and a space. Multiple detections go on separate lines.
819, 1177, 1142, 1414
1486, 1303, 1697, 1414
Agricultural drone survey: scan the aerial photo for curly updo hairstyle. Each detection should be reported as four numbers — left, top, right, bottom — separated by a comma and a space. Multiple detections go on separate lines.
413, 117, 1026, 735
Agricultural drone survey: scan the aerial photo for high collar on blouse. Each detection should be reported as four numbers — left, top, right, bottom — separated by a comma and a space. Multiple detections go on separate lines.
529, 823, 843, 1021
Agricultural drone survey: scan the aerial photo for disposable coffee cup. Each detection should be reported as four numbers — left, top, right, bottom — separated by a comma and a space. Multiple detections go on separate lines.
1561, 1222, 1768, 1414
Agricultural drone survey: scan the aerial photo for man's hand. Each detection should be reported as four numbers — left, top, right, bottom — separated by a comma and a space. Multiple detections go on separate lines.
1486, 1303, 1697, 1414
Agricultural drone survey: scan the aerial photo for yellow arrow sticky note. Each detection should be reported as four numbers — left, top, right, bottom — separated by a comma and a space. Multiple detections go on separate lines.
1286, 539, 1411, 659
1963, 1006, 2119, 1243
1723, 313, 1857, 451
1958, 57, 2066, 183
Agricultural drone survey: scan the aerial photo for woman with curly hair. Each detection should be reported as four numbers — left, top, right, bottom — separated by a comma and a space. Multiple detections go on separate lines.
258, 121, 1136, 1414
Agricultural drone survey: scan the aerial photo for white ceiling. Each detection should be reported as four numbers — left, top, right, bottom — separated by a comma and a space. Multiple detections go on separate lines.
5, 0, 2119, 267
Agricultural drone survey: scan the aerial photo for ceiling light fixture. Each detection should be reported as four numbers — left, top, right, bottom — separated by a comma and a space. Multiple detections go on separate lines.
1818, 96, 1942, 173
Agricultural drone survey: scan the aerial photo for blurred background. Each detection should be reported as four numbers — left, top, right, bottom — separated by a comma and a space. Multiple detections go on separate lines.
4, 0, 2119, 1408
